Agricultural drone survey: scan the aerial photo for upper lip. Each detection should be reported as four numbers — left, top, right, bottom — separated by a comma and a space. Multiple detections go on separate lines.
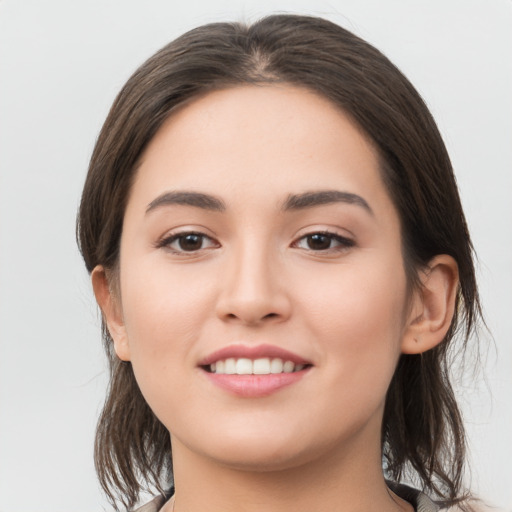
199, 344, 312, 366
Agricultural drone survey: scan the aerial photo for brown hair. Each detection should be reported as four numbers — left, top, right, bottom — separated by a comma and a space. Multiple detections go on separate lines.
77, 14, 481, 510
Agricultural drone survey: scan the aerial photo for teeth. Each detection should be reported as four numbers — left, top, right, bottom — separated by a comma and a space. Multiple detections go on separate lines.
283, 360, 295, 373
270, 358, 283, 374
253, 358, 270, 374
225, 358, 236, 374
209, 357, 306, 375
236, 358, 253, 375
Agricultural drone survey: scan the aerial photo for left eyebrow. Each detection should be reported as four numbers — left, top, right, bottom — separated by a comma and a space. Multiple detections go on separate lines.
282, 190, 374, 216
146, 191, 226, 214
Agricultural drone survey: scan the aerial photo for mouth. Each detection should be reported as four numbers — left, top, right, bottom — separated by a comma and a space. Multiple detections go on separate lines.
198, 344, 312, 397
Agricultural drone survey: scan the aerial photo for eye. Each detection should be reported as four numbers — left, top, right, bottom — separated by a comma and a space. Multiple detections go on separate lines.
294, 232, 354, 252
158, 232, 219, 253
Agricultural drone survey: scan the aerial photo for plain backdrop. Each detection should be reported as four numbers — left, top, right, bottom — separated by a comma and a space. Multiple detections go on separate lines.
0, 1, 511, 511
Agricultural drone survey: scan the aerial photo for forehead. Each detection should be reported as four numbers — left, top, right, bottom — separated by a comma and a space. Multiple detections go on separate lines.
127, 84, 397, 226
155, 85, 375, 152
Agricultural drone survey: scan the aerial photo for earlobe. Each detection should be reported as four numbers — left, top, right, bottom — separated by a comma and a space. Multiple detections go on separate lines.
401, 255, 459, 355
91, 265, 131, 361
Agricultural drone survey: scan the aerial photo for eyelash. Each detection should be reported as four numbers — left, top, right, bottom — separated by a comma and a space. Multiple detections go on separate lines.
156, 230, 355, 254
292, 231, 355, 252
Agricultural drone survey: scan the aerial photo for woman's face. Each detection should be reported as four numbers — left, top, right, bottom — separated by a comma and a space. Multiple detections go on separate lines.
109, 85, 415, 471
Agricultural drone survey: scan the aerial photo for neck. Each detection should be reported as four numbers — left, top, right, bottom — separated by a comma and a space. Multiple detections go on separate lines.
167, 424, 413, 512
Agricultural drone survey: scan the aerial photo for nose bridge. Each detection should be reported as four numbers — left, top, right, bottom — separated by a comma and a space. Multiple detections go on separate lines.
217, 234, 289, 324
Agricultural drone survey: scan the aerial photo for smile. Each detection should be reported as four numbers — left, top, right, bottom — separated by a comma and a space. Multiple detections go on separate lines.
199, 344, 312, 397
208, 358, 306, 375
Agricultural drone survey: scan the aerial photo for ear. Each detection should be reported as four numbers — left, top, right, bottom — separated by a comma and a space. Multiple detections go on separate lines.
401, 255, 459, 355
91, 265, 131, 361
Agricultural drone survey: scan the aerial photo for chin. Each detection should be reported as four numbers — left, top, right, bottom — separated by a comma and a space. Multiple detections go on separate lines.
175, 420, 342, 474
204, 442, 315, 473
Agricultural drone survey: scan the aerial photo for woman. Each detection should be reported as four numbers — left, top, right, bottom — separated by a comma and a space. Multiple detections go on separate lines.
77, 14, 481, 512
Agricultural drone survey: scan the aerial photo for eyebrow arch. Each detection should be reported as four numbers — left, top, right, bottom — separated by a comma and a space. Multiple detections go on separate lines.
282, 190, 373, 215
146, 191, 226, 214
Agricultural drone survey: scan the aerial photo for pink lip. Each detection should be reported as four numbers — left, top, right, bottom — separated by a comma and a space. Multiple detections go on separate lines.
199, 343, 310, 366
203, 371, 309, 398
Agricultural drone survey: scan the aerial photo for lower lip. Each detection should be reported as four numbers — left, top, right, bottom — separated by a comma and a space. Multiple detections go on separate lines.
203, 369, 309, 397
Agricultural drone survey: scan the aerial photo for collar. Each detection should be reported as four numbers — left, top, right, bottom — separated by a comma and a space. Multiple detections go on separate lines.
132, 482, 441, 512
387, 481, 441, 512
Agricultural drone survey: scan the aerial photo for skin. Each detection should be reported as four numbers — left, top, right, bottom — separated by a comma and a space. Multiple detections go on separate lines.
93, 85, 458, 512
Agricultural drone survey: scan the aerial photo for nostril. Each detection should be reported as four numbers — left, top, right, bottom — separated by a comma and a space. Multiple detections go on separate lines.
216, 291, 292, 324
222, 311, 281, 322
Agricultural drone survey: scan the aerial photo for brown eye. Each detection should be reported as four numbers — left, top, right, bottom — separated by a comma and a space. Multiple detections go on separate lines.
178, 233, 204, 251
306, 233, 332, 250
159, 232, 218, 253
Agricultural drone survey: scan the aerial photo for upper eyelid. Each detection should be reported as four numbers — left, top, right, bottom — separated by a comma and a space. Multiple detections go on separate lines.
156, 225, 217, 242
292, 227, 355, 242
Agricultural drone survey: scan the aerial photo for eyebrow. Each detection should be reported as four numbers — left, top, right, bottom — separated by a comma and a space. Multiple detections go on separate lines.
145, 189, 373, 216
282, 190, 373, 215
146, 191, 226, 214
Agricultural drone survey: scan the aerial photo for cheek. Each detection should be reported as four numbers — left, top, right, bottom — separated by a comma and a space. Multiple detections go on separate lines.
122, 258, 213, 339
118, 260, 216, 398
299, 255, 407, 332
295, 256, 408, 390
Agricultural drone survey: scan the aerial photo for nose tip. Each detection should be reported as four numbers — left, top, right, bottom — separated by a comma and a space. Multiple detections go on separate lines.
215, 254, 291, 326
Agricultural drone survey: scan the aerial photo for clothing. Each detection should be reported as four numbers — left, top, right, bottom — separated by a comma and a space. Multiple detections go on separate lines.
132, 482, 441, 512
388, 482, 441, 512
132, 494, 166, 512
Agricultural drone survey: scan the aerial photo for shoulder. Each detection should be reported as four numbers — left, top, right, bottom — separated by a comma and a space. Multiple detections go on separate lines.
131, 495, 167, 512
388, 482, 508, 512
446, 504, 511, 512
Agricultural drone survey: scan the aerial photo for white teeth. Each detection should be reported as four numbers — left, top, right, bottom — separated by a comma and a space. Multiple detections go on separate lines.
225, 358, 236, 374
283, 360, 295, 373
236, 358, 253, 375
253, 358, 270, 374
210, 357, 305, 375
270, 358, 283, 374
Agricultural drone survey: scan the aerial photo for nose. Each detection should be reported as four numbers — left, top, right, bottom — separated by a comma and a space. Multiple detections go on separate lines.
215, 242, 292, 326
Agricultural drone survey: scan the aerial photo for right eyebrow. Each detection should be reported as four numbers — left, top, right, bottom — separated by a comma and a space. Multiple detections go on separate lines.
145, 191, 226, 214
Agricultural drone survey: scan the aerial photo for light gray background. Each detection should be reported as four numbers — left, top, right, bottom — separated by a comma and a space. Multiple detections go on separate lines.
0, 1, 511, 511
